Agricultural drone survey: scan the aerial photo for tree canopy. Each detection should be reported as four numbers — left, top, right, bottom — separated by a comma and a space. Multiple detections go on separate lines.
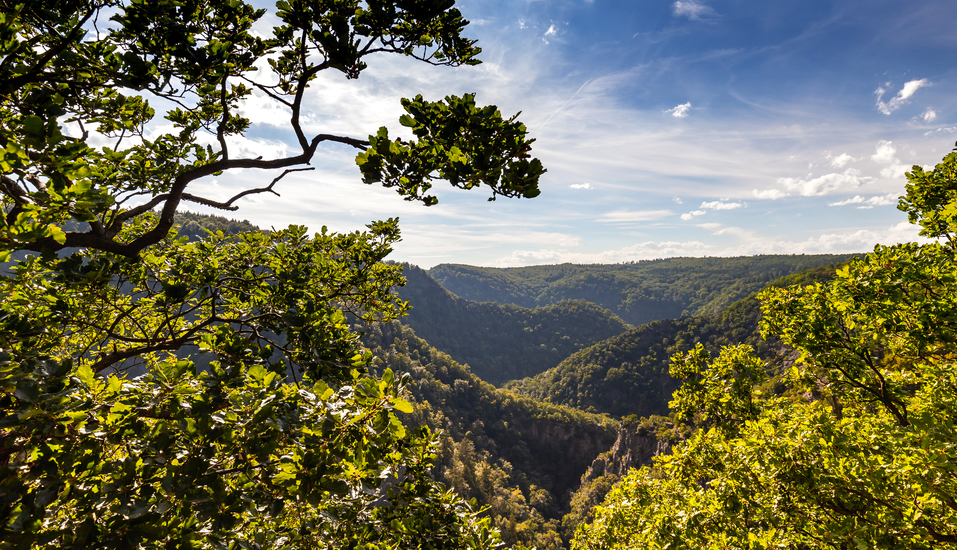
0, 0, 544, 547
572, 145, 957, 549
506, 262, 842, 418
396, 264, 631, 386
429, 255, 857, 326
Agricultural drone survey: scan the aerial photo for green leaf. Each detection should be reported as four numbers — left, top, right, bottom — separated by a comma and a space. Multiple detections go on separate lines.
392, 398, 413, 414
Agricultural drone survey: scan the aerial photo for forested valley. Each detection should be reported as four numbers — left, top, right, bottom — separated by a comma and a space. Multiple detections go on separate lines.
4, 1, 957, 549
101, 213, 867, 549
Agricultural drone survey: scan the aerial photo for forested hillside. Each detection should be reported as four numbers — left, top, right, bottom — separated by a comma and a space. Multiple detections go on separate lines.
430, 255, 857, 325
361, 322, 618, 549
574, 150, 957, 550
507, 263, 844, 418
395, 264, 631, 385
174, 211, 262, 240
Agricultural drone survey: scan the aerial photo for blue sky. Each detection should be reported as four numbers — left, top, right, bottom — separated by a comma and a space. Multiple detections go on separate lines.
185, 0, 957, 267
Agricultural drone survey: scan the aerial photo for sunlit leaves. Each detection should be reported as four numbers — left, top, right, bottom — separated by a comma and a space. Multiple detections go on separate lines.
573, 148, 957, 549
357, 93, 544, 205
0, 0, 535, 546
899, 143, 957, 242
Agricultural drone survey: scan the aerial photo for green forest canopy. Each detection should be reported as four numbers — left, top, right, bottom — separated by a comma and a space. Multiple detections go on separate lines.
429, 254, 858, 325
0, 0, 545, 547
507, 262, 843, 418
573, 147, 957, 549
396, 264, 631, 385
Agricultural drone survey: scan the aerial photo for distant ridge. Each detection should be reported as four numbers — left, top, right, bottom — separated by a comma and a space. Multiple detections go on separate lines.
395, 264, 631, 385
505, 262, 845, 418
429, 254, 859, 326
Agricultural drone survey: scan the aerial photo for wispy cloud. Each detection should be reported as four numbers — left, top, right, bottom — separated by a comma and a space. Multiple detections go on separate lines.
665, 102, 692, 118
493, 240, 714, 267
538, 79, 592, 131
828, 193, 899, 208
875, 79, 930, 115
542, 22, 568, 44
920, 108, 937, 122
570, 183, 593, 190
673, 1, 717, 21
599, 209, 673, 223
926, 127, 957, 136
700, 200, 743, 210
491, 222, 927, 267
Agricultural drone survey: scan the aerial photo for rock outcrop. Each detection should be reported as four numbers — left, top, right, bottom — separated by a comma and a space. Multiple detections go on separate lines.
580, 420, 673, 485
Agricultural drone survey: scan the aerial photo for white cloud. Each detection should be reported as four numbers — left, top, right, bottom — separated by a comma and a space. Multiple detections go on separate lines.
491, 222, 930, 268
752, 189, 787, 200
226, 135, 289, 161
599, 209, 673, 223
700, 200, 743, 210
238, 92, 290, 127
921, 108, 938, 122
875, 79, 930, 115
871, 140, 896, 164
542, 23, 567, 43
665, 102, 692, 118
570, 183, 593, 189
493, 240, 714, 267
680, 210, 706, 220
925, 127, 957, 136
828, 152, 856, 168
827, 195, 864, 206
744, 222, 927, 255
673, 196, 683, 204
828, 193, 898, 207
871, 140, 908, 179
673, 1, 717, 20
777, 168, 870, 196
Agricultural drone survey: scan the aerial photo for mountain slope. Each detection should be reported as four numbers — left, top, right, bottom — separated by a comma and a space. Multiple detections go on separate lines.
430, 254, 857, 326
395, 264, 631, 385
505, 263, 843, 418
361, 322, 618, 549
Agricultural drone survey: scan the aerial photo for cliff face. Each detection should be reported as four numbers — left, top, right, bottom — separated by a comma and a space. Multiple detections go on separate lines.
560, 420, 676, 539
580, 422, 673, 485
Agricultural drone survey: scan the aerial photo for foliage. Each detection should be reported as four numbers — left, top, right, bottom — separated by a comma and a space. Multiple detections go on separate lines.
560, 474, 618, 541
429, 254, 857, 325
506, 263, 842, 418
669, 343, 764, 434
357, 94, 544, 206
396, 264, 631, 385
0, 0, 545, 547
361, 322, 619, 549
572, 146, 957, 549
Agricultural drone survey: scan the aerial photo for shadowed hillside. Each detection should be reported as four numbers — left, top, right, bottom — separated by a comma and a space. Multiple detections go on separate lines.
361, 322, 618, 549
395, 264, 631, 385
429, 254, 858, 326
505, 262, 844, 418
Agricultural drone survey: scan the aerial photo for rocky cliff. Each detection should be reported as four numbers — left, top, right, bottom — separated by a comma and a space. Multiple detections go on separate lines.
580, 419, 674, 485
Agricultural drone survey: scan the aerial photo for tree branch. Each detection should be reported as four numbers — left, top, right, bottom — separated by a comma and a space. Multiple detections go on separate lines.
0, 7, 97, 96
